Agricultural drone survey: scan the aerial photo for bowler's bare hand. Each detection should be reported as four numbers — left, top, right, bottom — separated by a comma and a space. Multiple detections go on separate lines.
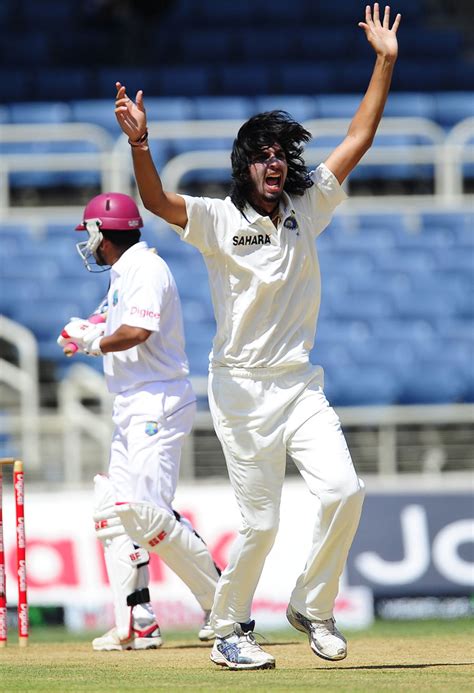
115, 81, 147, 140
358, 4, 401, 61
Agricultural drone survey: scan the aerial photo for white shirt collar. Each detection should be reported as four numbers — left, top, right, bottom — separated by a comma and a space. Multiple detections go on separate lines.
111, 241, 149, 276
240, 190, 294, 226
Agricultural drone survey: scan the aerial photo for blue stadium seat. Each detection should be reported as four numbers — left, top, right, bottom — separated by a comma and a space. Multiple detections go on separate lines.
398, 28, 462, 59
371, 318, 435, 344
69, 100, 118, 135
420, 211, 474, 237
410, 274, 472, 318
392, 289, 458, 321
169, 136, 232, 156
1, 32, 50, 66
141, 139, 171, 175
0, 0, 13, 26
0, 69, 33, 101
316, 319, 371, 344
318, 248, 375, 281
216, 65, 273, 96
307, 4, 366, 22
375, 249, 435, 274
296, 28, 353, 60
329, 224, 396, 251
310, 340, 353, 371
394, 226, 456, 250
20, 0, 78, 27
32, 68, 92, 101
351, 338, 416, 377
144, 97, 194, 121
315, 94, 363, 119
344, 271, 411, 296
184, 316, 215, 376
51, 29, 115, 69
97, 68, 161, 100
239, 29, 299, 61
196, 0, 257, 23
432, 92, 474, 129
279, 63, 335, 95
351, 133, 432, 181
433, 246, 474, 274
180, 30, 236, 62
191, 97, 255, 121
4, 138, 103, 189
254, 95, 318, 122
399, 362, 466, 404
157, 66, 212, 97
9, 102, 71, 124
254, 0, 308, 23
416, 336, 473, 376
334, 61, 379, 93
325, 365, 401, 406
15, 300, 82, 340
383, 93, 436, 119
436, 318, 474, 342
167, 136, 232, 185
394, 61, 461, 92
329, 290, 394, 321
0, 279, 39, 319
1, 255, 60, 281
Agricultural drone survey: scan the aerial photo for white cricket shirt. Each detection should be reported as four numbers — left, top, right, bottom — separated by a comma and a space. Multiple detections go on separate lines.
103, 241, 189, 393
171, 163, 346, 370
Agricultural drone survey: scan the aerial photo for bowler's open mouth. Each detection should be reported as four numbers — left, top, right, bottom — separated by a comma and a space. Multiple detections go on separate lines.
265, 174, 281, 191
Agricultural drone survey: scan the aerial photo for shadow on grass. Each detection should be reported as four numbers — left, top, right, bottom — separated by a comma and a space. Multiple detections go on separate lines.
320, 662, 474, 670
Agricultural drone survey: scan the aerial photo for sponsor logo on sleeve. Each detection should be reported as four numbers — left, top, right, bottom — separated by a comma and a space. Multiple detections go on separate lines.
130, 306, 160, 319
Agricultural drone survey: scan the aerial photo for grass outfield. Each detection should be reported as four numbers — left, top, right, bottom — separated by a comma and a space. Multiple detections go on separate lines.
1, 620, 473, 692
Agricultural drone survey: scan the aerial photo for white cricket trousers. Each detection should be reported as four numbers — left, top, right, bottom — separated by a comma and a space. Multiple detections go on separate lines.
208, 363, 365, 637
109, 378, 196, 509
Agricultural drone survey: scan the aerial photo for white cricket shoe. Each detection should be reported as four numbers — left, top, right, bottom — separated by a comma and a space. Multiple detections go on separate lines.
210, 621, 275, 670
286, 605, 347, 661
198, 610, 215, 641
92, 622, 162, 651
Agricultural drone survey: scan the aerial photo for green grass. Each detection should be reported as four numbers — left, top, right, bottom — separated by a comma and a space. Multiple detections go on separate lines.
26, 617, 474, 643
1, 619, 473, 692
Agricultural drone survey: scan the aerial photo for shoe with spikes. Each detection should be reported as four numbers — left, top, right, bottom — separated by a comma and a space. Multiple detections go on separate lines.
210, 620, 275, 670
92, 621, 163, 651
198, 610, 215, 641
286, 604, 347, 660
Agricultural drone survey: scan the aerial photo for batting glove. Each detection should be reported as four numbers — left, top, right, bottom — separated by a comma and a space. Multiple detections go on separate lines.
82, 331, 104, 357
57, 318, 105, 356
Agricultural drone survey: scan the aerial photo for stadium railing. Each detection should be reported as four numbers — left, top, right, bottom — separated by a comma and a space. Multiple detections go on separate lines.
0, 315, 40, 469
1, 117, 474, 208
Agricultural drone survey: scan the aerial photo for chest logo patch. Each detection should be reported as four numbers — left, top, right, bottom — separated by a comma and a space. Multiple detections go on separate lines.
112, 290, 119, 306
284, 215, 298, 231
232, 233, 271, 246
145, 421, 159, 436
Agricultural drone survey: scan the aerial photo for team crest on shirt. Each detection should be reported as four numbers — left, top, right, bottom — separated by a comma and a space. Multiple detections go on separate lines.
145, 421, 159, 436
112, 290, 119, 306
284, 215, 298, 231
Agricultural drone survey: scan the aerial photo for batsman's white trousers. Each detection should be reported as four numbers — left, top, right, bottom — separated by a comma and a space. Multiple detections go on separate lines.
109, 378, 196, 509
208, 363, 365, 637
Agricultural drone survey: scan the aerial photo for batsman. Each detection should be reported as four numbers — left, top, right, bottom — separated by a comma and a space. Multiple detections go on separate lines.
58, 192, 220, 650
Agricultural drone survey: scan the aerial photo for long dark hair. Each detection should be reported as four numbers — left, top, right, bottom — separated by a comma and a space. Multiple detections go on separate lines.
230, 110, 313, 212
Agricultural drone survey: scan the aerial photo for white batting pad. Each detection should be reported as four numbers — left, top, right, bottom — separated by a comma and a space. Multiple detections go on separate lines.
117, 502, 220, 610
